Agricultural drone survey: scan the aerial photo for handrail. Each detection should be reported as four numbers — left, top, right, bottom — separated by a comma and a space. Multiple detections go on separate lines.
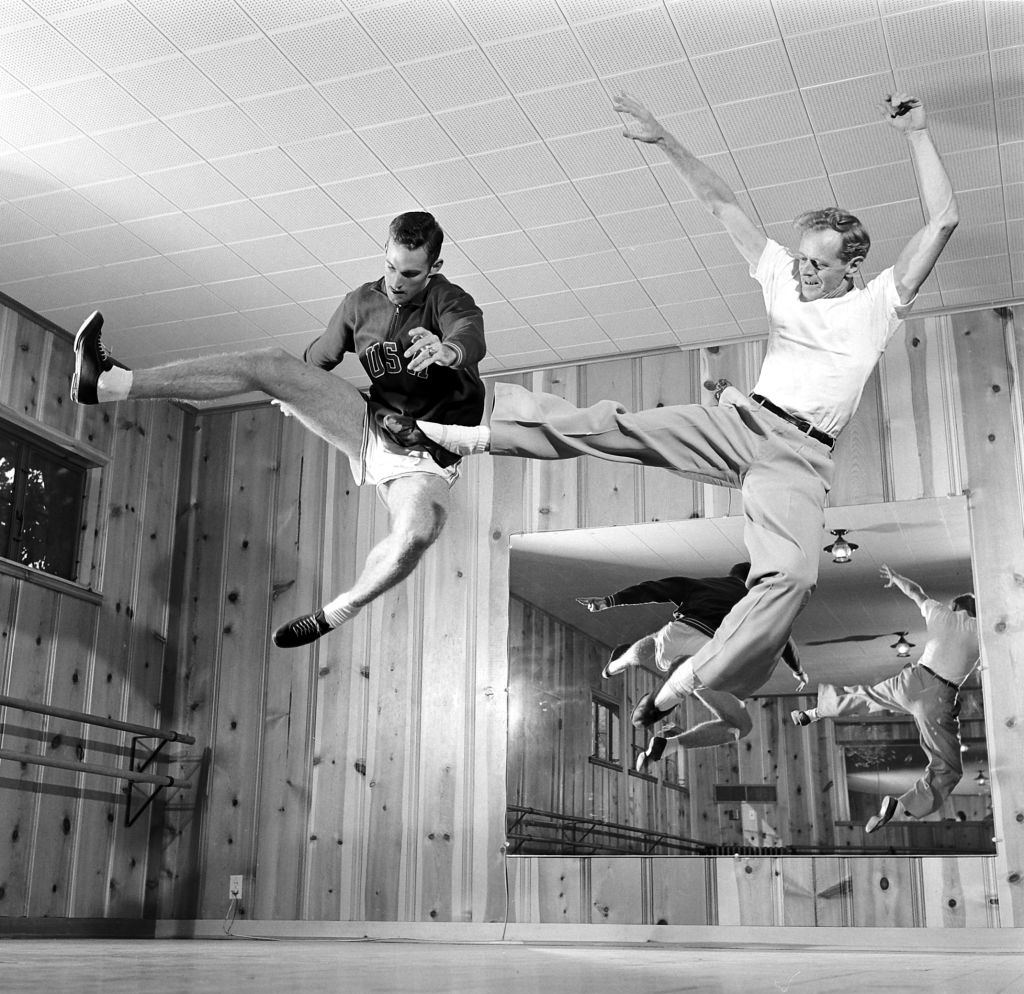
0, 748, 179, 787
0, 693, 195, 745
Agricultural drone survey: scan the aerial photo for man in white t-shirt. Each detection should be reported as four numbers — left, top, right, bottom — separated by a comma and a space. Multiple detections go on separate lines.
791, 565, 979, 833
405, 91, 958, 712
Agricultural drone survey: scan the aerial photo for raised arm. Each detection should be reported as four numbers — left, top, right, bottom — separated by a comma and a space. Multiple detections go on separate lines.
880, 564, 929, 609
886, 93, 959, 303
613, 92, 766, 267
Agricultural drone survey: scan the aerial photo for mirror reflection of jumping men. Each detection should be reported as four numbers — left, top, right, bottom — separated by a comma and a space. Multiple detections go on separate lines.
791, 566, 979, 833
577, 563, 807, 771
411, 92, 958, 722
70, 212, 486, 649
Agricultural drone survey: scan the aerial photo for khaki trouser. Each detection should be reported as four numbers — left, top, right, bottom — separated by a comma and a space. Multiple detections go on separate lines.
490, 383, 834, 699
817, 666, 963, 818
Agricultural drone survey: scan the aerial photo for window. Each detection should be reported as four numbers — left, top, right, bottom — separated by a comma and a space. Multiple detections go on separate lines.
591, 695, 620, 765
0, 423, 87, 582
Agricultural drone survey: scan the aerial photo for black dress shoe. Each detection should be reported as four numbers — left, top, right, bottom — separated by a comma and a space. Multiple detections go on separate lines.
273, 609, 332, 648
71, 311, 117, 404
635, 736, 667, 773
601, 642, 632, 679
381, 413, 430, 447
865, 795, 899, 833
631, 692, 673, 728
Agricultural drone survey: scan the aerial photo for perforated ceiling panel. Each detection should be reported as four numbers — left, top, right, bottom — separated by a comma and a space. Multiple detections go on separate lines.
0, 0, 1015, 384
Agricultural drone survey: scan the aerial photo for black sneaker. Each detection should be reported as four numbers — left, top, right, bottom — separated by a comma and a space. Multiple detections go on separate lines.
381, 413, 430, 448
635, 736, 667, 773
790, 709, 812, 726
273, 609, 332, 648
865, 795, 898, 834
71, 311, 117, 404
631, 692, 673, 728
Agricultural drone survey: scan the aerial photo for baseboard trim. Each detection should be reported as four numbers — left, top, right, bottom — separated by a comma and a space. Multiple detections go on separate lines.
0, 917, 157, 939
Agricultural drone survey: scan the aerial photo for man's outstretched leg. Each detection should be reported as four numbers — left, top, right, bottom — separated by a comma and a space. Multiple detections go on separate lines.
274, 474, 449, 646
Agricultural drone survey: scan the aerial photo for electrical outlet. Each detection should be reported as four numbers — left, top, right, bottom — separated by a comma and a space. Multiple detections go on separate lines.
229, 875, 243, 900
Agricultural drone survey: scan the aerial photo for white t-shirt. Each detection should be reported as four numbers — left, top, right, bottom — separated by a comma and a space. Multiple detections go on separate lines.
750, 239, 915, 438
917, 598, 979, 685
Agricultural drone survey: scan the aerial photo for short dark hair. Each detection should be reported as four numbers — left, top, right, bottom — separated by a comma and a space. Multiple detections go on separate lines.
729, 562, 751, 581
952, 593, 976, 617
793, 207, 871, 263
388, 211, 444, 265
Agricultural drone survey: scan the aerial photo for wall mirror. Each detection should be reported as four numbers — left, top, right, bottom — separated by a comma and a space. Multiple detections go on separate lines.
507, 496, 991, 855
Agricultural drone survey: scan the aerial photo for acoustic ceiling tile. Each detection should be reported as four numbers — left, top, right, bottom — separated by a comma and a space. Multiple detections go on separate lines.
435, 196, 518, 241
133, 0, 259, 50
484, 28, 593, 94
25, 136, 133, 187
773, 0, 882, 36
211, 274, 290, 310
166, 103, 271, 160
576, 279, 650, 315
0, 21, 98, 88
447, 0, 564, 43
291, 222, 382, 264
991, 46, 1024, 101
574, 6, 685, 77
331, 255, 386, 288
358, 115, 462, 170
468, 142, 566, 194
283, 131, 384, 184
55, 3, 177, 71
848, 200, 923, 242
883, 0, 988, 68
692, 319, 748, 343
211, 148, 313, 198
394, 158, 491, 206
39, 75, 151, 133
604, 59, 706, 116
458, 230, 544, 271
94, 121, 201, 174
317, 69, 424, 129
0, 90, 80, 146
266, 265, 349, 302
241, 301, 322, 335
0, 202, 53, 244
1006, 183, 1024, 221
724, 291, 767, 321
240, 88, 348, 145
192, 38, 306, 102
575, 169, 668, 216
937, 222, 1010, 262
671, 198, 735, 238
997, 97, 1024, 144
707, 262, 758, 296
940, 283, 1013, 306
532, 314, 609, 348
935, 255, 1011, 290
501, 183, 591, 230
665, 0, 779, 55
188, 200, 283, 243
269, 14, 386, 83
324, 172, 418, 221
112, 56, 228, 117
620, 236, 702, 279
1013, 252, 1024, 281
1001, 142, 1024, 185
732, 135, 825, 189
255, 187, 351, 232
14, 188, 112, 233
548, 128, 641, 180
551, 249, 634, 289
0, 237, 88, 282
748, 177, 838, 225
301, 296, 346, 324
143, 162, 246, 211
659, 296, 733, 330
233, 0, 342, 31
641, 269, 718, 305
556, 338, 620, 361
816, 121, 908, 173
595, 310, 673, 341
163, 244, 255, 283
512, 291, 588, 326
830, 160, 918, 209
784, 20, 891, 89
60, 225, 155, 266
76, 175, 177, 223
0, 0, 38, 31
691, 42, 797, 105
432, 242, 474, 277
926, 101, 1000, 152
97, 255, 197, 296
481, 300, 528, 332
988, 4, 1024, 47
715, 92, 812, 149
526, 217, 614, 260
436, 99, 538, 155
956, 187, 1013, 228
518, 81, 619, 141
598, 205, 682, 248
637, 109, 727, 165
894, 53, 993, 110
357, 0, 476, 61
801, 74, 900, 133
398, 48, 508, 112
690, 230, 745, 269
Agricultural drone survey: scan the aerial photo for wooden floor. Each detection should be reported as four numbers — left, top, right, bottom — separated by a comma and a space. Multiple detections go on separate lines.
0, 939, 1021, 993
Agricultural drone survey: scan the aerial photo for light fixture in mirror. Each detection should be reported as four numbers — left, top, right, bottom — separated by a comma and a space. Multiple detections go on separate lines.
507, 496, 990, 857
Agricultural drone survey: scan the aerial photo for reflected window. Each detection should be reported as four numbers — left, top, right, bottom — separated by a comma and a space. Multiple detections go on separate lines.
0, 423, 87, 581
591, 694, 620, 765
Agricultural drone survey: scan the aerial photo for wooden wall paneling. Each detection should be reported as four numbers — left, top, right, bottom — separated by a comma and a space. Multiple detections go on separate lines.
778, 857, 848, 926
589, 855, 643, 924
524, 369, 580, 534
715, 856, 780, 925
253, 421, 326, 920
505, 597, 527, 810
878, 324, 926, 499
26, 594, 97, 919
829, 366, 888, 507
563, 628, 592, 820
37, 326, 76, 437
953, 305, 1024, 925
637, 350, 702, 523
920, 856, 1000, 927
0, 306, 19, 404
850, 856, 923, 926
0, 582, 58, 917
4, 313, 45, 418
649, 855, 711, 924
735, 700, 776, 847
925, 316, 966, 498
536, 855, 585, 923
579, 359, 641, 529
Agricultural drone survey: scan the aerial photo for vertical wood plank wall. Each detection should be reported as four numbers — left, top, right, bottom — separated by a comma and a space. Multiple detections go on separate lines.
0, 299, 1021, 931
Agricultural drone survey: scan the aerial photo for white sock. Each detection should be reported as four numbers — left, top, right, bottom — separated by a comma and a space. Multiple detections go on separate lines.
97, 366, 133, 402
416, 421, 490, 455
323, 598, 361, 629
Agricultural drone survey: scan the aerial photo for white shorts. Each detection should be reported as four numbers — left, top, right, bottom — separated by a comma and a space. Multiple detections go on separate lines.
653, 620, 711, 674
350, 411, 460, 490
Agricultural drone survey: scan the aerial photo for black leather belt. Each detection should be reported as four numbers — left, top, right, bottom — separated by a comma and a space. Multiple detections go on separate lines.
750, 393, 835, 450
920, 664, 961, 691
